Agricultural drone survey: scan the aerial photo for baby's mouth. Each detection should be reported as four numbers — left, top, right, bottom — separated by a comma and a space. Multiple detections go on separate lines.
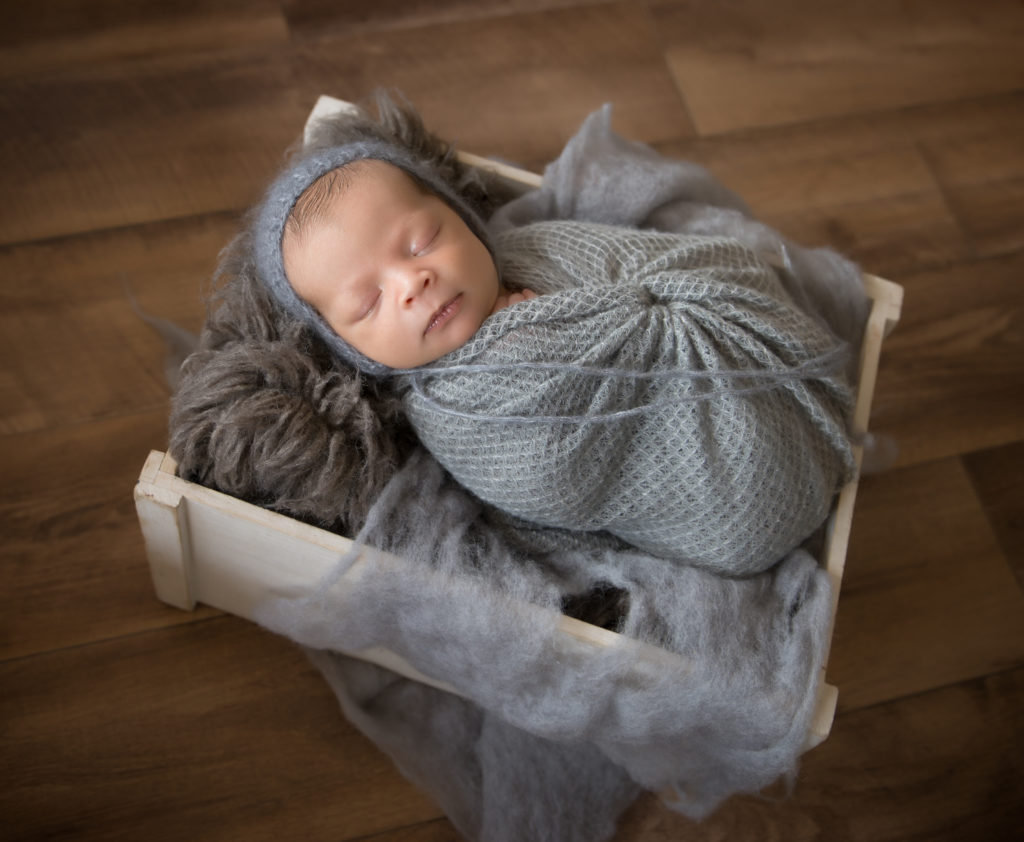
425, 294, 462, 335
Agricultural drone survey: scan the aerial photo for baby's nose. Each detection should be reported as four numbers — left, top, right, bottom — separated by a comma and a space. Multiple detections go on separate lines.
399, 268, 434, 305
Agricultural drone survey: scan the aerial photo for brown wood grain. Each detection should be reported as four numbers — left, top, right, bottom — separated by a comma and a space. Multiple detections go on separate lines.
656, 117, 969, 278
0, 52, 306, 244
963, 441, 1024, 592
0, 618, 443, 841
0, 411, 221, 661
615, 667, 1024, 841
0, 0, 288, 79
284, 0, 614, 38
291, 2, 693, 169
869, 251, 1024, 468
922, 116, 1024, 259
831, 457, 1024, 711
653, 0, 1024, 135
352, 819, 464, 842
0, 214, 232, 434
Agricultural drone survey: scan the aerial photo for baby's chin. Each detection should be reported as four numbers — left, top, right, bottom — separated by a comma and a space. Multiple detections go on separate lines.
432, 321, 481, 361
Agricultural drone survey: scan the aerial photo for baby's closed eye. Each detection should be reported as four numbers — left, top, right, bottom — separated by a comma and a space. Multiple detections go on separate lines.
412, 221, 441, 256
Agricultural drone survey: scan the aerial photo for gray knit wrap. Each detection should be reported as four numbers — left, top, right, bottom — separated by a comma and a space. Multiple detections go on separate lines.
399, 221, 857, 574
252, 139, 493, 377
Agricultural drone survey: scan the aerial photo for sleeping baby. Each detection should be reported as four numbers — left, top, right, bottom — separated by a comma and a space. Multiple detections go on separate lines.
253, 135, 858, 576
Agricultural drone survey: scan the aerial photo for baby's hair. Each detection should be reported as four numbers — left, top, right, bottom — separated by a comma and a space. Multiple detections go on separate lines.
284, 159, 436, 247
285, 163, 361, 246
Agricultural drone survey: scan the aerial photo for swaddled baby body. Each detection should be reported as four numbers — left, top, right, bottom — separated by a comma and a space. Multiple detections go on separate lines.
254, 140, 856, 575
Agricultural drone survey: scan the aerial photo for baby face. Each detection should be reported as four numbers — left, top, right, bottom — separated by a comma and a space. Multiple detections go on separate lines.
282, 159, 500, 369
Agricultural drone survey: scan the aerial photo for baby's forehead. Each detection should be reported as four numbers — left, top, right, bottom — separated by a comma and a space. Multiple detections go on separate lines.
354, 159, 437, 202
306, 158, 430, 212
323, 158, 430, 202
287, 158, 432, 242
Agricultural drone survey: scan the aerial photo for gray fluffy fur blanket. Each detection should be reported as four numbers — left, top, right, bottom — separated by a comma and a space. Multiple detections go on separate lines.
169, 96, 868, 840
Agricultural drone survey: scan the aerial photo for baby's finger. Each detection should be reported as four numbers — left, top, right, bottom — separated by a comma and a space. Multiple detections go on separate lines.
508, 289, 538, 306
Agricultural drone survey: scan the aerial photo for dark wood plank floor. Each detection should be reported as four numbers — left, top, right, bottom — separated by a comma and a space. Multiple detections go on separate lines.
3, 1, 1023, 839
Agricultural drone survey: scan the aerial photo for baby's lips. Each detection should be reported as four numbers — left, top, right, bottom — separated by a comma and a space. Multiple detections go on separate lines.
425, 294, 462, 334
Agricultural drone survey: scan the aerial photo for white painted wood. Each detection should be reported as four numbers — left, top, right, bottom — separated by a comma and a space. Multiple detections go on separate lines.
133, 450, 196, 610
805, 682, 840, 750
303, 94, 360, 146
455, 150, 544, 189
135, 447, 844, 748
817, 273, 904, 682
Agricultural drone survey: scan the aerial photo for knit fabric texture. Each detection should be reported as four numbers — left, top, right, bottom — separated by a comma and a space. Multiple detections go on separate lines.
400, 221, 856, 574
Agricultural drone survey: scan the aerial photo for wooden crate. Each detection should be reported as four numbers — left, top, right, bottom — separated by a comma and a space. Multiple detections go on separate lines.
134, 95, 903, 752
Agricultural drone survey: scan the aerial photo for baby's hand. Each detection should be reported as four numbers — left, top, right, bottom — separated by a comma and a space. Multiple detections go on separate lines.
491, 287, 538, 315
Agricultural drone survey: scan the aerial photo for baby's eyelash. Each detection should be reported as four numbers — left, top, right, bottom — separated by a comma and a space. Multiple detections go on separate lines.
357, 291, 379, 320
413, 224, 440, 256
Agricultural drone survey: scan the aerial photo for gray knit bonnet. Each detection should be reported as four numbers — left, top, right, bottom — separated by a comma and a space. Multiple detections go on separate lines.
253, 139, 494, 377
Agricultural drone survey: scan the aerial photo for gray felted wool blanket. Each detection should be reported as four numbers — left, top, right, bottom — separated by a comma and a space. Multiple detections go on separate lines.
170, 99, 867, 840
401, 221, 857, 574
255, 448, 834, 828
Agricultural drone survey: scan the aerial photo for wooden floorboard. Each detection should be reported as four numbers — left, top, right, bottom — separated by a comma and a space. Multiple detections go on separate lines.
655, 105, 973, 277
653, 0, 1024, 135
869, 251, 1024, 468
832, 457, 1024, 711
283, 0, 616, 39
0, 1, 287, 81
963, 441, 1024, 590
0, 618, 443, 842
2, 0, 1022, 839
615, 666, 1024, 841
922, 115, 1024, 259
290, 2, 694, 168
0, 411, 226, 661
0, 50, 305, 245
0, 214, 227, 434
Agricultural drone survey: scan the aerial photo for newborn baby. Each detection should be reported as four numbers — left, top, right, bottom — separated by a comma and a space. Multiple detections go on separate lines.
278, 157, 535, 369
255, 138, 857, 575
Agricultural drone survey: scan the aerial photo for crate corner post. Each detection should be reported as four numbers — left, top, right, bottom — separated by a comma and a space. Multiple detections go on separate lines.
134, 450, 197, 611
